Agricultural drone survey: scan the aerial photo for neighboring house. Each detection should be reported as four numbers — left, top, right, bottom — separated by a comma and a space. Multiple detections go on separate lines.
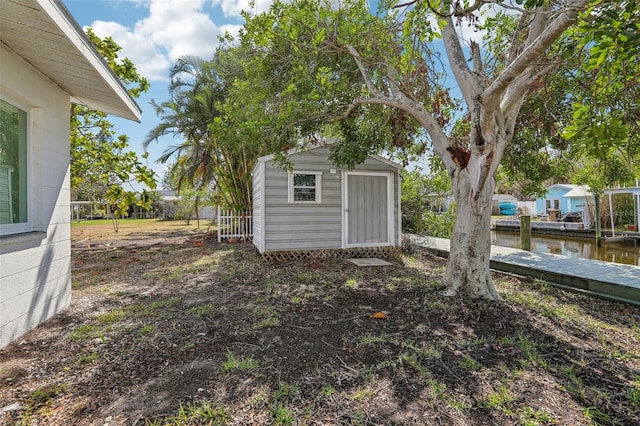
157, 190, 217, 220
535, 184, 592, 220
0, 0, 141, 348
252, 144, 401, 256
563, 185, 592, 212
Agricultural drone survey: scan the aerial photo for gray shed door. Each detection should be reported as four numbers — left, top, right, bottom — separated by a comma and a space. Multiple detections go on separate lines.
345, 173, 390, 246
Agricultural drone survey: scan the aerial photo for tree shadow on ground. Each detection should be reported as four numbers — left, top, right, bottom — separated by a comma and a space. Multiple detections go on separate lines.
1, 241, 638, 425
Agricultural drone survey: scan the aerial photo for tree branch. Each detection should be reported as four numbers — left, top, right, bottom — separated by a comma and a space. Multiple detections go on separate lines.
502, 59, 561, 115
439, 16, 483, 110
345, 44, 384, 98
344, 43, 457, 170
506, 10, 533, 63
343, 97, 455, 171
482, 0, 595, 107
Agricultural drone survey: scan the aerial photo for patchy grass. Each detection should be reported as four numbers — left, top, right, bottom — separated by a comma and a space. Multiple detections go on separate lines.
0, 224, 638, 425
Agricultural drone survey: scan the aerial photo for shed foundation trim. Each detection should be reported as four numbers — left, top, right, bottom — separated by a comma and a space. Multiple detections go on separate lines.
260, 246, 401, 262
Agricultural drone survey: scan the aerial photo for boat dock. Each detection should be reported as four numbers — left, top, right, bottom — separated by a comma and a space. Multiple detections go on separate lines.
410, 235, 640, 306
603, 233, 640, 247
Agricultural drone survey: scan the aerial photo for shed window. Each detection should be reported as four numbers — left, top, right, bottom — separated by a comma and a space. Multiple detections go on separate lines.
288, 172, 322, 203
0, 99, 28, 233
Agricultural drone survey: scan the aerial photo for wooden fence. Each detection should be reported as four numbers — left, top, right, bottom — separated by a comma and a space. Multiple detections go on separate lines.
217, 207, 252, 243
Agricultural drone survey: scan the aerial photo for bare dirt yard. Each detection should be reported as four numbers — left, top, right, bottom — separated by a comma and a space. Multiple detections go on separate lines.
1, 218, 639, 425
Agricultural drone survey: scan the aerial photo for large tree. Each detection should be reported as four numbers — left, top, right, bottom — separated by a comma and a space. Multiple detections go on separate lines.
234, 0, 617, 299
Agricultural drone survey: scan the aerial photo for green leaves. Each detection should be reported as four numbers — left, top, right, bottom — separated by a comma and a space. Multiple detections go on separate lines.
556, 1, 640, 189
85, 28, 150, 97
145, 46, 294, 210
514, 0, 546, 8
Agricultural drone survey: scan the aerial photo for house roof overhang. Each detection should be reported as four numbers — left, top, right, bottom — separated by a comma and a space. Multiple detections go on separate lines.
563, 186, 592, 198
0, 0, 141, 122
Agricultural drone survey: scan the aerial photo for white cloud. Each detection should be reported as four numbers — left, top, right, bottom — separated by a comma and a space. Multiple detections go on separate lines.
90, 20, 170, 81
90, 0, 243, 81
456, 3, 521, 46
211, 0, 275, 18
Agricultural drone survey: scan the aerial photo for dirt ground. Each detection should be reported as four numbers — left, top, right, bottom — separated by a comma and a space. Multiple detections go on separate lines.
1, 219, 639, 425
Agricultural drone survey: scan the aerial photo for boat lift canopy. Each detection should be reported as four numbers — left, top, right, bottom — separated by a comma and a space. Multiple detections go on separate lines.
603, 186, 640, 237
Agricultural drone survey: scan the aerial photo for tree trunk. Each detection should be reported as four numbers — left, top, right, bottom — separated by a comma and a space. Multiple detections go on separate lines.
443, 164, 502, 300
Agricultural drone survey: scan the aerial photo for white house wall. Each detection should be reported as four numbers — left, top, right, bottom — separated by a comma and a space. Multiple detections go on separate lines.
0, 45, 72, 348
259, 146, 400, 252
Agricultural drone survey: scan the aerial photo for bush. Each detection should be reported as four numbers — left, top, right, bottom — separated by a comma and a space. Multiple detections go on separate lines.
422, 205, 456, 238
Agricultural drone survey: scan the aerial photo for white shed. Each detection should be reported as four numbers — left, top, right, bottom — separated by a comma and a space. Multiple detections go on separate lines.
0, 0, 141, 348
252, 144, 402, 258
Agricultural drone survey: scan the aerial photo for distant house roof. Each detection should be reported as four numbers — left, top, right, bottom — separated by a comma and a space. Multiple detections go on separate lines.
0, 0, 141, 121
547, 183, 578, 191
492, 194, 517, 202
563, 186, 592, 198
156, 190, 175, 197
156, 190, 179, 201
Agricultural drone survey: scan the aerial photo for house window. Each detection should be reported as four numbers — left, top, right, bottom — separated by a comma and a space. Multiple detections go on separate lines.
288, 171, 322, 203
545, 199, 560, 211
0, 99, 28, 231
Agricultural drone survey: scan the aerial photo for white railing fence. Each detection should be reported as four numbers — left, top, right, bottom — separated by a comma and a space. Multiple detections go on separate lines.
217, 207, 253, 243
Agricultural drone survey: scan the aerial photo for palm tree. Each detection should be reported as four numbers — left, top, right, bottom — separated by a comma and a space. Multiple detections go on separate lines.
144, 55, 250, 210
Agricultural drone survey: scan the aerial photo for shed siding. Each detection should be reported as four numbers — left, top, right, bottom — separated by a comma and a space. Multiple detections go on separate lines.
252, 161, 265, 252
263, 152, 342, 251
258, 145, 400, 252
0, 46, 72, 348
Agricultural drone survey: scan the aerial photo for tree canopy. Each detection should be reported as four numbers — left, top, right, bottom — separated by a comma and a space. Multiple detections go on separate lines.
562, 1, 640, 192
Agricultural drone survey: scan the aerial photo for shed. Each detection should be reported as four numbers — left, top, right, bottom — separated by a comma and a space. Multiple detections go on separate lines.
252, 144, 402, 257
0, 0, 141, 348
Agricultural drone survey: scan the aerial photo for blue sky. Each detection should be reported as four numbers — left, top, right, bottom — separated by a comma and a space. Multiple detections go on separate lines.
62, 0, 270, 189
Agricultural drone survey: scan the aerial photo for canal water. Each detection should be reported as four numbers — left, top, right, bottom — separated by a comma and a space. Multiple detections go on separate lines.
491, 230, 640, 267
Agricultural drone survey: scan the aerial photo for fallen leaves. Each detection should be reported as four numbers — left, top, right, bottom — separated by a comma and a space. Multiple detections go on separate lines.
370, 312, 387, 319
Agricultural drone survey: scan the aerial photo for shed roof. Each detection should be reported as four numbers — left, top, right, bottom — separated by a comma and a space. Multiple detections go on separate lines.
256, 141, 402, 169
1, 0, 141, 121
